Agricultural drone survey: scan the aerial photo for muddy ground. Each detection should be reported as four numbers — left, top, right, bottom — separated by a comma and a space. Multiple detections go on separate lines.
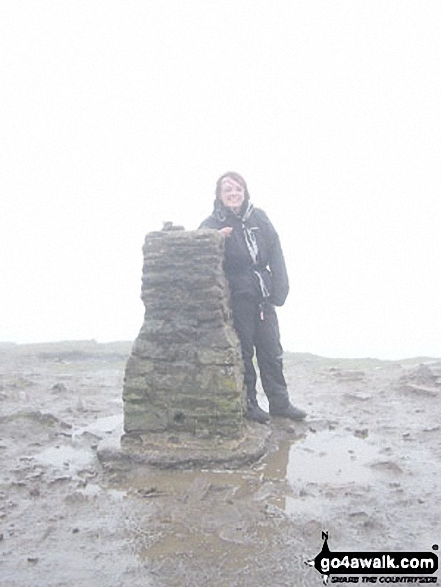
0, 341, 440, 586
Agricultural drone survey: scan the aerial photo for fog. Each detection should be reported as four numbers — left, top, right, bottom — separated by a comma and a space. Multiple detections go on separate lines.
1, 1, 440, 359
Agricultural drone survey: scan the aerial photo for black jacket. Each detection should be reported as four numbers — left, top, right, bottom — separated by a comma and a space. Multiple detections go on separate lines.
199, 203, 289, 306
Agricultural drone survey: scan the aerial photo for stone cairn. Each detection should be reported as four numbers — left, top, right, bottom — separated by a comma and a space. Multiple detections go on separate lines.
97, 226, 269, 469
123, 228, 247, 445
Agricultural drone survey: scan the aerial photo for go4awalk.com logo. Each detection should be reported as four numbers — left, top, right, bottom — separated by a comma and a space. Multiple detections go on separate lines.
305, 532, 439, 585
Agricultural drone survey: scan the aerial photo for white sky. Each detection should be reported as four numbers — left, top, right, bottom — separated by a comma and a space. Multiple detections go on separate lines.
1, 0, 440, 359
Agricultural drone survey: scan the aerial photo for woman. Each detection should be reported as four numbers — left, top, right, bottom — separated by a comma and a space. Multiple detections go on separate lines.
200, 171, 307, 424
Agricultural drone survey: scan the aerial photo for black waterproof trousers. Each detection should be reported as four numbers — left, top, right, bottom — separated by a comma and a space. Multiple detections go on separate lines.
231, 296, 291, 410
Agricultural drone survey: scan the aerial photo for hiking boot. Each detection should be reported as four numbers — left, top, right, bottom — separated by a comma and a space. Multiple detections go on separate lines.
269, 403, 307, 421
245, 403, 270, 424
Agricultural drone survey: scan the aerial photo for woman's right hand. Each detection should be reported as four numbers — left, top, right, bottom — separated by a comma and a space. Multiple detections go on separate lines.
219, 227, 233, 237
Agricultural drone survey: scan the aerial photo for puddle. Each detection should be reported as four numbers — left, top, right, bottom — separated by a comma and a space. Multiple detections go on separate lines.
34, 445, 95, 472
286, 430, 379, 485
123, 428, 414, 568
126, 467, 254, 500
284, 493, 329, 518
79, 482, 127, 500
30, 415, 123, 474
76, 413, 123, 437
258, 430, 383, 519
120, 428, 381, 507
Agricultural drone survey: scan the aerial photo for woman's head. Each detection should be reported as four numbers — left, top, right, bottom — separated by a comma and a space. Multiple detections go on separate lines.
215, 172, 250, 213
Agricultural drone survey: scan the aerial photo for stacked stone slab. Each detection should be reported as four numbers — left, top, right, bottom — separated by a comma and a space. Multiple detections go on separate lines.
123, 229, 246, 439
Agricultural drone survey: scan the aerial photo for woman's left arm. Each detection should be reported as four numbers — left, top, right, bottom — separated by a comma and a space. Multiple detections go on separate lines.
262, 213, 290, 306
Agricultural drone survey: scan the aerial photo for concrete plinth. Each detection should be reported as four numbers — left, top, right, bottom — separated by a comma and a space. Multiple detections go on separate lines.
97, 425, 270, 470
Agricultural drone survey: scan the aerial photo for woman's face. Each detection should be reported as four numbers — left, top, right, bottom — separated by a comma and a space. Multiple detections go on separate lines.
219, 178, 245, 213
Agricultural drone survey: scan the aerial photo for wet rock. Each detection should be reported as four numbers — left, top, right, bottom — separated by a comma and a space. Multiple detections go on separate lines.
219, 524, 250, 543
76, 398, 86, 412
0, 410, 72, 430
252, 481, 276, 501
353, 428, 369, 439
50, 475, 72, 485
9, 377, 35, 388
185, 477, 212, 502
423, 425, 440, 433
308, 419, 330, 433
19, 455, 34, 462
330, 368, 366, 381
263, 503, 285, 518
25, 469, 44, 481
78, 431, 103, 443
348, 510, 369, 519
10, 481, 26, 488
370, 460, 404, 475
402, 362, 441, 387
363, 518, 381, 530
51, 382, 68, 393
342, 392, 372, 402
401, 383, 438, 397
55, 431, 73, 439
77, 468, 98, 480
64, 491, 88, 503
167, 435, 181, 444
137, 487, 165, 498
